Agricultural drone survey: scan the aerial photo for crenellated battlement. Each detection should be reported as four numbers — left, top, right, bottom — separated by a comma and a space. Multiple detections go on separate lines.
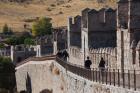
81, 8, 116, 32
68, 16, 82, 47
67, 0, 140, 70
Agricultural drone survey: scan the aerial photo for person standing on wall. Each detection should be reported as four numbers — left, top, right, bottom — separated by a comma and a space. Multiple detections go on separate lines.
99, 57, 106, 77
84, 56, 92, 69
56, 49, 63, 58
63, 49, 69, 62
99, 57, 106, 71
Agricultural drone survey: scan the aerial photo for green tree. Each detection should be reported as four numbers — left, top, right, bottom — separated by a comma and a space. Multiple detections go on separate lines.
0, 57, 15, 73
8, 28, 13, 35
0, 57, 16, 92
24, 38, 35, 47
5, 36, 18, 45
5, 35, 30, 45
2, 24, 13, 35
32, 17, 52, 37
17, 33, 32, 45
0, 43, 5, 49
2, 24, 9, 35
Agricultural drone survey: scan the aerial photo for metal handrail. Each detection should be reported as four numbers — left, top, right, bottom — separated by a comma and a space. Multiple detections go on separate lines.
15, 55, 140, 91
56, 57, 140, 91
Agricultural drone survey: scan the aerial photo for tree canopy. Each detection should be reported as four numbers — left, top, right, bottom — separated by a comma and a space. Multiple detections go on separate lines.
0, 57, 15, 73
0, 57, 16, 91
0, 43, 5, 49
2, 24, 13, 35
5, 34, 33, 46
5, 36, 18, 45
32, 17, 52, 37
24, 38, 35, 46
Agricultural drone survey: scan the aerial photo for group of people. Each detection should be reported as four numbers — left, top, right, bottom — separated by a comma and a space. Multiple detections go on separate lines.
56, 49, 69, 61
84, 56, 106, 71
56, 50, 106, 70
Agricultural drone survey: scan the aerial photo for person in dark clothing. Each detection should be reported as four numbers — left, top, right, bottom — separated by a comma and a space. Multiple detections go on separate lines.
99, 57, 106, 71
99, 57, 105, 68
63, 50, 69, 61
56, 50, 63, 58
84, 56, 92, 69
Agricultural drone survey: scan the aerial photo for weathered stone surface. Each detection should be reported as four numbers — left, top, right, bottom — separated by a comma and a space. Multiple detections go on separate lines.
117, 0, 140, 70
16, 60, 140, 93
69, 47, 117, 68
67, 0, 140, 70
16, 61, 54, 93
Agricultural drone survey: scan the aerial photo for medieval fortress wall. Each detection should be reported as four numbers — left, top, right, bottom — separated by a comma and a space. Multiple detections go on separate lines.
68, 0, 140, 70
68, 6, 117, 69
69, 46, 117, 69
16, 59, 140, 93
15, 0, 140, 93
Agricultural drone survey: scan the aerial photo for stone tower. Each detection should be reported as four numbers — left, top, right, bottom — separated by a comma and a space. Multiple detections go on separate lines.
117, 0, 140, 69
81, 8, 91, 61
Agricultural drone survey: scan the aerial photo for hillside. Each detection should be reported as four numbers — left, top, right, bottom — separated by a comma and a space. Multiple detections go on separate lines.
0, 0, 117, 31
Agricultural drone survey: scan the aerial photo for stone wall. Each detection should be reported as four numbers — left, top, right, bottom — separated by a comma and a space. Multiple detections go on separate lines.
69, 46, 84, 66
68, 16, 81, 47
117, 0, 140, 70
16, 60, 53, 93
89, 48, 117, 68
11, 45, 36, 64
67, 8, 117, 57
16, 59, 140, 93
129, 1, 140, 30
82, 8, 90, 28
88, 31, 116, 48
117, 0, 128, 29
69, 46, 117, 69
81, 8, 117, 50
87, 8, 116, 32
70, 32, 81, 47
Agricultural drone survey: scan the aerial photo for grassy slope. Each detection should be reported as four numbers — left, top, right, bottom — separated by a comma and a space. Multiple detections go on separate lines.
0, 0, 117, 31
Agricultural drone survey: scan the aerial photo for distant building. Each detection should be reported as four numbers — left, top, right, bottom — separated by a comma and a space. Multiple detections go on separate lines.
0, 44, 11, 57
10, 45, 36, 64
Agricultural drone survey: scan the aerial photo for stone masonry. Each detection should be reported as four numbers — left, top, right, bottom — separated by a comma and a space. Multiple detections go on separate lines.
68, 7, 117, 68
16, 59, 140, 93
67, 0, 140, 70
117, 0, 140, 70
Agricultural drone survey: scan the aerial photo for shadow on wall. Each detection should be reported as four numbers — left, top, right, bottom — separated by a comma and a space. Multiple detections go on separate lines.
40, 89, 53, 93
20, 90, 27, 93
19, 75, 53, 93
26, 73, 32, 93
